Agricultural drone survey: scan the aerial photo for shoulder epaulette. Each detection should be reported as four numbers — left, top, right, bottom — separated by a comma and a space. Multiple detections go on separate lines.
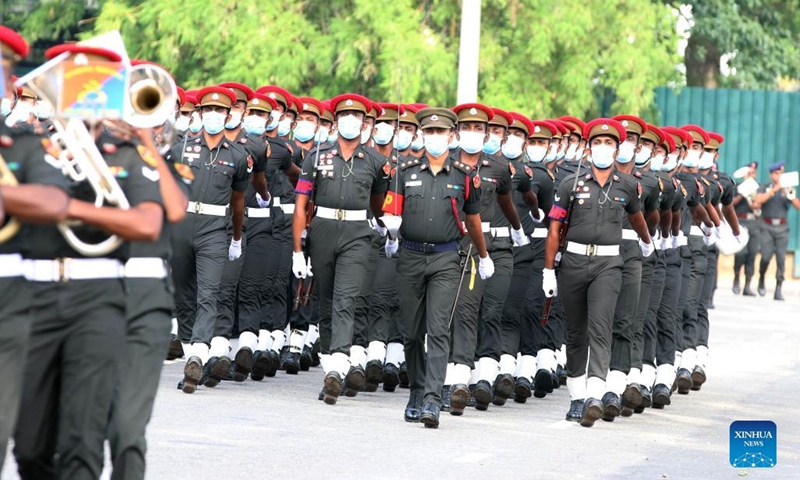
452, 160, 472, 174
633, 171, 642, 178
658, 176, 664, 192
400, 159, 420, 170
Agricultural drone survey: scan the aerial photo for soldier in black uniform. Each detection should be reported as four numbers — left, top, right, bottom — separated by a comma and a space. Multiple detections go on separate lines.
291, 93, 390, 405
755, 162, 800, 300
107, 124, 191, 480
0, 27, 70, 470
12, 41, 165, 480
168, 86, 251, 393
732, 162, 760, 296
544, 118, 653, 427
381, 107, 490, 428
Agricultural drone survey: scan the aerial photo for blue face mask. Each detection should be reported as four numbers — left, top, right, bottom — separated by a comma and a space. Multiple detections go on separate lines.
328, 130, 339, 143
266, 110, 281, 131
616, 141, 635, 164
483, 133, 502, 155
448, 137, 459, 150
202, 111, 226, 135
243, 114, 267, 136
225, 111, 243, 130
394, 130, 413, 150
293, 120, 316, 142
188, 112, 203, 133
277, 117, 293, 137
411, 134, 424, 151
424, 134, 450, 157
372, 122, 395, 146
315, 126, 330, 144
337, 114, 364, 140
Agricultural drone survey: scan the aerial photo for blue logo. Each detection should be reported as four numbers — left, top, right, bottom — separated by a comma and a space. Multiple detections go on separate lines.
730, 420, 777, 468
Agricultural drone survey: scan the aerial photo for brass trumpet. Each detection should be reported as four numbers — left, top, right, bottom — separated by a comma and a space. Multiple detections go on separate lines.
0, 153, 22, 244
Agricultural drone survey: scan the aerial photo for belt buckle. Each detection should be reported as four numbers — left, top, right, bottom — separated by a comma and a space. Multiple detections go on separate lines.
336, 209, 344, 221
59, 258, 71, 282
194, 202, 202, 214
587, 244, 596, 256
423, 243, 435, 253
772, 219, 780, 226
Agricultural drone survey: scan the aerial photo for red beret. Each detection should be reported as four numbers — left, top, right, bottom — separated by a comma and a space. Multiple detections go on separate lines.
707, 132, 724, 150
296, 96, 324, 117
489, 108, 514, 128
507, 112, 534, 135
645, 124, 672, 152
45, 44, 122, 62
176, 86, 186, 105
196, 86, 237, 108
612, 115, 647, 136
247, 93, 277, 112
255, 85, 294, 110
452, 103, 495, 123
402, 103, 423, 114
680, 124, 711, 145
530, 120, 559, 139
583, 118, 627, 143
320, 100, 335, 123
545, 119, 569, 137
377, 102, 405, 121
0, 26, 29, 59
558, 116, 586, 136
661, 126, 692, 149
219, 82, 254, 103
368, 101, 384, 118
330, 93, 372, 115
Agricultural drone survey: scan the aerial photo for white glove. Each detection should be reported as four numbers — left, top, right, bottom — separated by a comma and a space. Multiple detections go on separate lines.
374, 224, 388, 237
530, 208, 546, 224
478, 255, 495, 280
543, 268, 557, 298
639, 238, 654, 257
787, 188, 796, 201
255, 192, 271, 208
292, 251, 307, 279
305, 258, 313, 277
511, 227, 530, 247
228, 238, 242, 260
701, 224, 714, 236
385, 237, 399, 258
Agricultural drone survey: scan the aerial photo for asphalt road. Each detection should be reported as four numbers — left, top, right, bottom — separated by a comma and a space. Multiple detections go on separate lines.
3, 286, 799, 479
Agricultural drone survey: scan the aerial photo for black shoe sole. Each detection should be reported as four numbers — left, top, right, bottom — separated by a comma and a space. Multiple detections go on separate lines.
285, 359, 300, 375
382, 371, 399, 392
251, 354, 270, 381
622, 385, 643, 409
493, 376, 514, 406
450, 388, 469, 416
473, 387, 492, 411
652, 391, 671, 407
167, 339, 184, 360
691, 370, 706, 387
581, 403, 603, 427
233, 349, 254, 382
365, 363, 383, 392
204, 357, 231, 388
420, 414, 439, 429
533, 370, 551, 398
182, 362, 203, 394
513, 383, 531, 404
677, 376, 692, 395
620, 407, 634, 417
323, 376, 342, 405
345, 370, 366, 397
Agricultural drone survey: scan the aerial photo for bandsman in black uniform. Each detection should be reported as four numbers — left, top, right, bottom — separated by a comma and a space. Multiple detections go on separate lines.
544, 118, 653, 427
291, 93, 390, 405
755, 162, 800, 300
381, 107, 490, 428
732, 162, 761, 296
0, 27, 71, 470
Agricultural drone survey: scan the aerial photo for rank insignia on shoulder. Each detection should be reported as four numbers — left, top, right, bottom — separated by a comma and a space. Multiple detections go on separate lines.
383, 162, 391, 176
702, 177, 710, 186
680, 184, 687, 196
613, 175, 620, 181
473, 175, 481, 188
136, 145, 159, 168
509, 162, 516, 176
634, 171, 642, 178
174, 162, 195, 181
239, 137, 247, 144
525, 166, 532, 178
658, 177, 664, 191
247, 156, 254, 172
222, 142, 229, 149
695, 178, 705, 195
482, 160, 490, 166
637, 182, 643, 196
357, 152, 365, 158
195, 138, 201, 143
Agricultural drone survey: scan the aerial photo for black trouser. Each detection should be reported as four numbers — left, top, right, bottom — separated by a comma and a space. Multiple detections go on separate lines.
680, 236, 707, 351
108, 278, 172, 480
558, 252, 622, 380
308, 217, 372, 356
171, 216, 228, 344
369, 238, 399, 345
674, 246, 692, 352
213, 233, 247, 338
15, 279, 126, 480
696, 245, 717, 348
287, 275, 316, 331
353, 230, 381, 349
610, 241, 642, 374
759, 222, 789, 283
476, 248, 513, 361
449, 246, 486, 368
733, 219, 760, 281
632, 248, 656, 371
237, 218, 275, 334
642, 249, 667, 368
500, 243, 536, 356
397, 248, 461, 407
264, 210, 293, 331
0, 276, 31, 471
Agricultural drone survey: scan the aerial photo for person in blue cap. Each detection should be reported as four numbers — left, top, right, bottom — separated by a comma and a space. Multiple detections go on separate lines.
732, 162, 761, 296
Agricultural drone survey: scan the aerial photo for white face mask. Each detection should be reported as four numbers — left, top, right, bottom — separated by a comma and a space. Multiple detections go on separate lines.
394, 130, 413, 150
175, 115, 191, 132
616, 141, 636, 164
424, 133, 450, 157
590, 144, 616, 169
266, 110, 281, 131
337, 114, 364, 140
360, 124, 372, 144
683, 149, 701, 168
650, 153, 666, 172
410, 133, 425, 151
662, 152, 679, 171
293, 120, 317, 142
372, 122, 395, 146
634, 146, 653, 166
564, 144, 578, 161
699, 151, 715, 170
525, 145, 547, 163
459, 131, 485, 154
225, 110, 243, 130
188, 112, 203, 133
501, 135, 524, 159
243, 114, 268, 136
315, 126, 330, 144
544, 143, 558, 162
277, 117, 293, 137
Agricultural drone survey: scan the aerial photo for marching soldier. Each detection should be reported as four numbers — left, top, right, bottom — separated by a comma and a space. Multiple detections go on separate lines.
291, 93, 390, 405
168, 86, 250, 393
381, 107, 490, 428
544, 118, 653, 427
0, 27, 70, 470
732, 162, 760, 296
755, 162, 800, 300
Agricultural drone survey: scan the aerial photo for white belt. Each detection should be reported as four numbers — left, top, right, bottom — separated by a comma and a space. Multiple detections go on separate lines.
246, 207, 271, 218
272, 197, 282, 206
622, 229, 639, 241
187, 201, 228, 216
125, 257, 169, 279
316, 206, 368, 221
530, 229, 547, 239
565, 242, 620, 257
689, 225, 704, 236
280, 204, 295, 214
463, 221, 491, 233
0, 254, 25, 278
491, 227, 510, 238
25, 258, 124, 282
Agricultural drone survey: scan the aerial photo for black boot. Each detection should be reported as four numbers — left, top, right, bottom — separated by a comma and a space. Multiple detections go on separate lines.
774, 282, 785, 301
732, 275, 741, 294
743, 276, 756, 296
758, 276, 766, 296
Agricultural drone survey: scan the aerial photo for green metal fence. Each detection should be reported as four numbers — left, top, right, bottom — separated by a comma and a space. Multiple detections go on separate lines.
655, 86, 800, 277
